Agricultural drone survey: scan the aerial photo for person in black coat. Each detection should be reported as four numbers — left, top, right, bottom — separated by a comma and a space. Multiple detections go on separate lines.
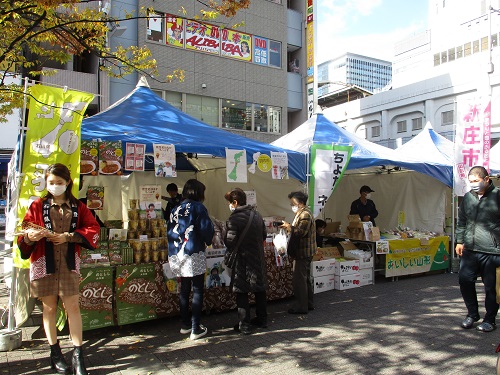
224, 188, 268, 334
350, 185, 378, 226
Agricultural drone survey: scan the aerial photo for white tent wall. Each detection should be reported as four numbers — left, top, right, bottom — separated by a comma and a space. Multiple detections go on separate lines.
321, 171, 447, 233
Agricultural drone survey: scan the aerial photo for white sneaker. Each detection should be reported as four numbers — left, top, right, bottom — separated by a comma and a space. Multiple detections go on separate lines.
189, 324, 208, 340
180, 326, 191, 334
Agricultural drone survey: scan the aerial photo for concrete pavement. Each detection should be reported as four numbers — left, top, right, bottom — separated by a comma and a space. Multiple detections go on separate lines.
0, 272, 498, 375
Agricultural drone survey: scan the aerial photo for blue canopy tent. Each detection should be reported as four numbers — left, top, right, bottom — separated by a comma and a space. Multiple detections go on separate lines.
81, 82, 306, 182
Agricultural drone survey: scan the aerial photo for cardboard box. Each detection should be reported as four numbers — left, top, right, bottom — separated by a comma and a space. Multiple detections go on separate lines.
324, 221, 340, 235
311, 258, 337, 277
313, 275, 336, 294
334, 273, 361, 290
359, 268, 373, 286
334, 258, 360, 276
346, 222, 364, 240
317, 246, 342, 259
344, 250, 374, 269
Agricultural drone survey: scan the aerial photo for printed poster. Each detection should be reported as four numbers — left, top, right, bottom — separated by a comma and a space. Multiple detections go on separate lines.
257, 154, 272, 172
185, 20, 220, 55
98, 141, 123, 175
86, 186, 104, 210
270, 151, 289, 180
206, 257, 231, 288
139, 185, 162, 219
80, 267, 114, 331
153, 144, 176, 177
454, 97, 492, 196
14, 85, 93, 268
253, 36, 269, 66
166, 15, 184, 47
226, 148, 247, 183
80, 140, 98, 175
221, 29, 252, 61
309, 144, 352, 217
125, 143, 145, 172
244, 190, 257, 207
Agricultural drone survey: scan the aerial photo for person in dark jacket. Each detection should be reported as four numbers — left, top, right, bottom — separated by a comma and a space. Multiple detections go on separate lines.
350, 185, 378, 226
281, 191, 316, 315
224, 188, 268, 334
456, 166, 500, 333
162, 183, 182, 219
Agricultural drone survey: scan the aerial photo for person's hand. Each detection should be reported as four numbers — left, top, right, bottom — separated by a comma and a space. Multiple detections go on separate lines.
26, 228, 50, 242
455, 243, 464, 256
46, 232, 68, 245
280, 222, 291, 231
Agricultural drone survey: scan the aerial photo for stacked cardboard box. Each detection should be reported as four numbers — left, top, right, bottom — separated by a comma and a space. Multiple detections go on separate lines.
339, 240, 374, 287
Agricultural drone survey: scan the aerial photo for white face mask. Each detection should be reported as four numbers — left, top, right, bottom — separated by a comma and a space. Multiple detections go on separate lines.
291, 205, 299, 213
47, 184, 67, 197
229, 204, 235, 212
469, 180, 486, 193
366, 193, 372, 199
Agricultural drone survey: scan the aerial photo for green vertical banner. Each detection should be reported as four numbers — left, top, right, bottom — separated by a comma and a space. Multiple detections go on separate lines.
13, 85, 94, 268
309, 144, 352, 217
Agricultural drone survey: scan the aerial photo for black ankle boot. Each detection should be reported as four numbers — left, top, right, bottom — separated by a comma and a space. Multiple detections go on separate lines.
50, 341, 70, 374
72, 346, 88, 375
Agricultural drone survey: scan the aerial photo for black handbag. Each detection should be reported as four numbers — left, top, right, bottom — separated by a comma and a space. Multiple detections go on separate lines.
287, 227, 299, 258
224, 210, 255, 269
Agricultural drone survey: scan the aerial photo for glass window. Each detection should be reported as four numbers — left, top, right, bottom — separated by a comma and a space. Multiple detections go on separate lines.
481, 36, 489, 51
448, 48, 455, 61
147, 12, 164, 43
492, 34, 498, 48
151, 89, 163, 99
442, 110, 454, 125
165, 91, 182, 111
441, 51, 447, 63
456, 45, 463, 58
397, 120, 407, 133
254, 105, 268, 132
464, 42, 471, 56
268, 106, 281, 134
371, 125, 380, 138
473, 40, 480, 53
269, 40, 282, 68
186, 94, 219, 126
412, 117, 423, 131
434, 53, 441, 66
222, 100, 251, 130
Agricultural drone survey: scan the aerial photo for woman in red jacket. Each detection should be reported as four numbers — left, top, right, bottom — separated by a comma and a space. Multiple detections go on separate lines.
17, 164, 99, 375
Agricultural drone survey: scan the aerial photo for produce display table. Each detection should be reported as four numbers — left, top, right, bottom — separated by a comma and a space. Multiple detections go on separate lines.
347, 235, 450, 278
79, 248, 293, 331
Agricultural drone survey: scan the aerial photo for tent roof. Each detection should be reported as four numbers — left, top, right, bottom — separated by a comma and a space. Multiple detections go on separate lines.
81, 83, 306, 181
272, 114, 452, 187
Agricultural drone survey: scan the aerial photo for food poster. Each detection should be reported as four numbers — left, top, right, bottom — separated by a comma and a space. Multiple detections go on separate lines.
153, 144, 176, 177
185, 20, 220, 55
80, 140, 99, 175
79, 267, 114, 331
221, 29, 252, 61
98, 141, 123, 175
125, 143, 145, 172
166, 15, 184, 47
139, 185, 163, 219
270, 151, 289, 180
86, 186, 104, 210
115, 264, 159, 325
253, 36, 269, 66
226, 148, 247, 183
205, 257, 231, 288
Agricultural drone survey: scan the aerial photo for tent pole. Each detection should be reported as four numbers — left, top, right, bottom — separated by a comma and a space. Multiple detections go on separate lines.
450, 99, 457, 273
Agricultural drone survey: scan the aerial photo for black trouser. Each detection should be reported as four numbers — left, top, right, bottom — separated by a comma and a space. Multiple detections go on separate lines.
292, 257, 314, 312
459, 250, 500, 323
236, 291, 267, 324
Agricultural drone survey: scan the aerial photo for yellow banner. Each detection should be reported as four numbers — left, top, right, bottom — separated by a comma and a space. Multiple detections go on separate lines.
386, 236, 450, 277
13, 85, 94, 268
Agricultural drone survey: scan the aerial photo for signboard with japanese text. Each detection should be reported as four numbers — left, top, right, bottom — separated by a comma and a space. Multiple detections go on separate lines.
125, 143, 145, 172
80, 267, 114, 331
153, 144, 176, 177
385, 236, 450, 277
309, 144, 352, 217
306, 22, 314, 84
221, 29, 252, 61
270, 152, 289, 180
166, 15, 184, 47
253, 36, 268, 66
185, 20, 220, 55
454, 97, 492, 196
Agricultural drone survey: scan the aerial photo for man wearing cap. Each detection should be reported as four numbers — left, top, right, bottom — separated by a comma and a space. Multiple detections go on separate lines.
349, 185, 378, 226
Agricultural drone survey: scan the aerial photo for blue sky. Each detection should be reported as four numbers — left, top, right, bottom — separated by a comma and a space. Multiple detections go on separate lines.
316, 0, 429, 63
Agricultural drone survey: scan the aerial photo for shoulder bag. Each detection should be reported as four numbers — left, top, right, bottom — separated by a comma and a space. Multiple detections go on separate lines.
224, 210, 255, 270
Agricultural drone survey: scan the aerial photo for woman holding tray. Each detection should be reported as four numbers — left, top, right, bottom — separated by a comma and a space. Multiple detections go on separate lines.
17, 163, 100, 375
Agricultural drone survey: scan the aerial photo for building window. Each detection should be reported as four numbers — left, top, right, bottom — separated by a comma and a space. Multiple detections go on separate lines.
254, 105, 268, 132
441, 110, 454, 125
186, 95, 219, 127
222, 100, 251, 130
165, 91, 182, 111
434, 53, 440, 66
147, 12, 164, 43
481, 36, 489, 51
473, 40, 480, 53
268, 106, 281, 134
456, 45, 463, 58
412, 117, 423, 131
269, 40, 282, 68
441, 51, 447, 63
492, 34, 498, 48
464, 42, 471, 56
397, 120, 407, 133
448, 48, 455, 62
371, 125, 381, 138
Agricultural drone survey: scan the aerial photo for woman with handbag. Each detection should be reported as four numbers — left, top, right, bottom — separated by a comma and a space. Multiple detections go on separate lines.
17, 163, 100, 375
280, 191, 316, 315
224, 188, 268, 334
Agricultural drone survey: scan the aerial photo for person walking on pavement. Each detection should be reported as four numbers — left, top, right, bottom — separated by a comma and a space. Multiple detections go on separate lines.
350, 185, 378, 226
17, 163, 100, 375
224, 188, 268, 334
281, 191, 316, 314
456, 166, 500, 333
167, 179, 214, 340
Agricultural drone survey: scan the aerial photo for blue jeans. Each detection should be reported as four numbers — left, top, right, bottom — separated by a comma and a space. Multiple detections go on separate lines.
179, 274, 205, 330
